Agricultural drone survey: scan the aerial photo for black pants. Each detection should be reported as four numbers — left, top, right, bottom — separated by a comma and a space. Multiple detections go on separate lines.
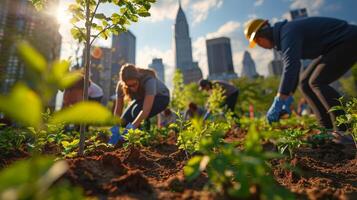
122, 95, 170, 126
299, 35, 357, 131
225, 91, 239, 112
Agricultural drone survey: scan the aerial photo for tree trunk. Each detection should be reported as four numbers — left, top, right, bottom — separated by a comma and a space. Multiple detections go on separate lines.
78, 0, 91, 156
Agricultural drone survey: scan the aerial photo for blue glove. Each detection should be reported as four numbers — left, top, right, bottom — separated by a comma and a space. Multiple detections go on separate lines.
108, 126, 124, 145
266, 96, 285, 124
282, 96, 294, 115
123, 123, 135, 135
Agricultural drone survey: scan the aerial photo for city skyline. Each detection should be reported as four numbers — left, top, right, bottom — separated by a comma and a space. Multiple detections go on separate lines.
56, 0, 357, 82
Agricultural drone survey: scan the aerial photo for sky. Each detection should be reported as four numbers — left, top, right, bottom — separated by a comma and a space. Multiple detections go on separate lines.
56, 0, 357, 86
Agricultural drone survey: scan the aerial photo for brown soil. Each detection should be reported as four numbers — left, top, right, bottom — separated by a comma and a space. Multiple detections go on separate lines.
1, 128, 356, 199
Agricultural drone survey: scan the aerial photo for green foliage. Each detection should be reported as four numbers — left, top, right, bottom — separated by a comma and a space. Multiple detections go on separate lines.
123, 129, 147, 148
272, 129, 308, 158
330, 97, 357, 148
51, 102, 117, 125
0, 126, 29, 155
170, 70, 187, 111
0, 156, 84, 199
61, 139, 80, 158
170, 70, 207, 112
207, 84, 226, 115
184, 124, 293, 199
68, 0, 156, 43
0, 84, 42, 128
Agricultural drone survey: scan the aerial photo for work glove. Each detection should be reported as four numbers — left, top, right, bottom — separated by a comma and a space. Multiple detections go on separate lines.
282, 96, 294, 115
266, 96, 286, 124
108, 125, 124, 145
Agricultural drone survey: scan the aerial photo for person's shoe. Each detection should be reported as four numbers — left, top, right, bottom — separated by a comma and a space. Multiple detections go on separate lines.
328, 131, 354, 145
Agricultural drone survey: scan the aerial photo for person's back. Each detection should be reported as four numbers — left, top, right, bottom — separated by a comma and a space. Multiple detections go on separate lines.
275, 17, 357, 59
212, 80, 238, 97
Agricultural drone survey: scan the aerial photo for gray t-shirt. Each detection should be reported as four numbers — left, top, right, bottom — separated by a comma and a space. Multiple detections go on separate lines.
213, 80, 238, 97
117, 77, 170, 99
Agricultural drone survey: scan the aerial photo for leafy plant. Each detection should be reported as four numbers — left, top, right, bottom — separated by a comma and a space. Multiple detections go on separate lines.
184, 124, 293, 199
273, 129, 308, 158
206, 84, 226, 116
123, 129, 147, 148
0, 126, 29, 155
330, 97, 357, 148
0, 156, 84, 199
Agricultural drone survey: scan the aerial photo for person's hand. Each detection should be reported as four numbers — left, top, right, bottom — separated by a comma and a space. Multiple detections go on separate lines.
282, 96, 294, 115
108, 125, 124, 145
266, 96, 285, 124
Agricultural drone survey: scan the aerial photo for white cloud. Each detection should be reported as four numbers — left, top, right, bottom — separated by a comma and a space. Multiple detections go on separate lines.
144, 0, 223, 25
254, 0, 264, 7
290, 0, 325, 15
136, 46, 175, 88
190, 0, 224, 25
144, 0, 190, 22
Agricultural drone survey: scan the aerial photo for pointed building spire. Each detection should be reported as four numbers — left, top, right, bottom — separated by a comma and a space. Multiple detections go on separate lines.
178, 0, 181, 8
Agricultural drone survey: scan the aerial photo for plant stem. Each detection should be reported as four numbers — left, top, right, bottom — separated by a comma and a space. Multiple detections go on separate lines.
78, 0, 92, 156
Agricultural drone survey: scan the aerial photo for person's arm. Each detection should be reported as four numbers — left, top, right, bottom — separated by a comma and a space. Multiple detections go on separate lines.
132, 95, 155, 128
277, 30, 303, 99
114, 97, 124, 117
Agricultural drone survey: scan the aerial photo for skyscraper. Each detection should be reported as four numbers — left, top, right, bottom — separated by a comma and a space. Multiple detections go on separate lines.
90, 47, 112, 104
206, 37, 237, 80
174, 1, 202, 84
111, 30, 136, 95
290, 8, 308, 20
149, 58, 165, 83
0, 0, 61, 108
241, 51, 258, 78
268, 48, 284, 77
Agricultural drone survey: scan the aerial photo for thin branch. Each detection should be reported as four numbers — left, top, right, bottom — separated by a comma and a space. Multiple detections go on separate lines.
90, 0, 101, 24
90, 24, 115, 46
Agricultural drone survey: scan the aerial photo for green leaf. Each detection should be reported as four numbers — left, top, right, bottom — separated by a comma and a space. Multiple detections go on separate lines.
17, 41, 46, 73
184, 156, 202, 181
94, 13, 106, 20
50, 60, 70, 81
51, 102, 116, 125
0, 156, 54, 192
0, 84, 43, 128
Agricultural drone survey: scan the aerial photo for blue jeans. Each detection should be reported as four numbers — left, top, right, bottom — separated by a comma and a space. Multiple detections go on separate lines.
121, 95, 170, 126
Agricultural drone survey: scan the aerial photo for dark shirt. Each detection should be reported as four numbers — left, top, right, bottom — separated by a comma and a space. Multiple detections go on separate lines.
273, 17, 357, 95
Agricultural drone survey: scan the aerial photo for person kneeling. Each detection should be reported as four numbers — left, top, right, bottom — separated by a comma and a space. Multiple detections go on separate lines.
109, 64, 170, 145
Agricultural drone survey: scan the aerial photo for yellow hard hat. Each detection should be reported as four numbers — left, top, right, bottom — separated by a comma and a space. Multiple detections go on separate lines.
244, 19, 268, 48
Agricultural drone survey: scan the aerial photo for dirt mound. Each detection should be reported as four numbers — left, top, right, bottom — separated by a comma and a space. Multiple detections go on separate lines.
273, 143, 357, 200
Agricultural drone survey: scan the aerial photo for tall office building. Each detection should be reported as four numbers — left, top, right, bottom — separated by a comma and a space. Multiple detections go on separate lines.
206, 37, 237, 80
241, 51, 258, 78
111, 30, 136, 95
0, 0, 61, 108
89, 47, 112, 104
268, 49, 284, 76
149, 58, 165, 83
290, 8, 308, 20
174, 1, 202, 84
